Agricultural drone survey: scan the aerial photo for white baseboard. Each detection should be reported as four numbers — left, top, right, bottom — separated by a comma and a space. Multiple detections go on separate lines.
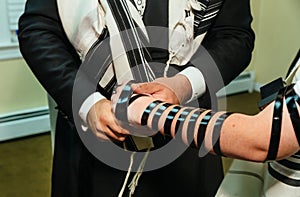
0, 107, 50, 141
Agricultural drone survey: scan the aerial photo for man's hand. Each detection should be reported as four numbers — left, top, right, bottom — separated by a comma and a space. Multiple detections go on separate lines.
132, 82, 179, 104
87, 99, 129, 141
132, 75, 192, 104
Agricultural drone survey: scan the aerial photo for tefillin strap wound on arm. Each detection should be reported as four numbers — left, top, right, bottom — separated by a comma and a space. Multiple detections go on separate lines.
266, 86, 286, 161
197, 111, 216, 149
174, 108, 195, 138
212, 112, 233, 156
186, 109, 206, 147
141, 100, 163, 125
151, 103, 173, 131
284, 84, 300, 146
114, 80, 136, 122
163, 106, 182, 136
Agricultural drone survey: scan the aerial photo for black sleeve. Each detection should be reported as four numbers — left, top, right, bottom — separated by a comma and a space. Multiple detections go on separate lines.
18, 0, 82, 120
193, 0, 255, 91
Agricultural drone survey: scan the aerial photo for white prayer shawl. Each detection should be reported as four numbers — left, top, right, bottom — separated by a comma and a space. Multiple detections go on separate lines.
56, 0, 218, 65
57, 0, 104, 59
57, 0, 223, 95
98, 0, 155, 83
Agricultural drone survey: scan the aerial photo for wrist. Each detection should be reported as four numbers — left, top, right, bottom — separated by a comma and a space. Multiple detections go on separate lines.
128, 95, 154, 124
178, 66, 206, 103
79, 92, 106, 125
173, 74, 192, 103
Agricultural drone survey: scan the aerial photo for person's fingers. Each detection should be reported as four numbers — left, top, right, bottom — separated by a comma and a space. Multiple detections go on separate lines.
134, 83, 175, 103
101, 128, 126, 141
96, 113, 128, 140
131, 83, 144, 92
95, 121, 126, 141
87, 99, 129, 141
107, 122, 130, 135
94, 130, 110, 141
87, 120, 110, 141
132, 82, 178, 101
132, 82, 162, 94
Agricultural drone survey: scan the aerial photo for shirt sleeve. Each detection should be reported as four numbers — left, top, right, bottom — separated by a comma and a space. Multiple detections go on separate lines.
178, 66, 206, 102
79, 92, 106, 129
293, 66, 300, 96
294, 81, 300, 96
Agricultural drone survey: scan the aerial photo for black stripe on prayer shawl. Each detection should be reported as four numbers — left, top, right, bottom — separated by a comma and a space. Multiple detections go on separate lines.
193, 0, 223, 37
107, 0, 155, 82
92, 32, 117, 97
292, 152, 300, 158
277, 159, 300, 171
97, 72, 117, 98
82, 28, 117, 97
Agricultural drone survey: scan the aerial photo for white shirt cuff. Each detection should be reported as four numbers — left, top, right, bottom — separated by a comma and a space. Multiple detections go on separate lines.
294, 81, 300, 96
178, 66, 206, 102
79, 92, 106, 130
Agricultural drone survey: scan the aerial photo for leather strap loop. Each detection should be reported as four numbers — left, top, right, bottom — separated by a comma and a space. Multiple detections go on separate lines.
197, 111, 215, 148
266, 86, 286, 161
114, 80, 136, 122
212, 112, 233, 156
285, 84, 300, 146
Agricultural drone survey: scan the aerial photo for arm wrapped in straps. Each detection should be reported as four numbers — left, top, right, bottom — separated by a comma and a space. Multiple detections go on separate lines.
112, 81, 300, 162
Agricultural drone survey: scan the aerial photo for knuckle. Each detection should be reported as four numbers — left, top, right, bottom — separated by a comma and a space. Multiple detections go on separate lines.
99, 115, 109, 123
119, 137, 125, 142
95, 122, 103, 131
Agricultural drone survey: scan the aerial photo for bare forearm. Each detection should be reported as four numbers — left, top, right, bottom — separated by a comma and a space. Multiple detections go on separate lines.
118, 84, 300, 162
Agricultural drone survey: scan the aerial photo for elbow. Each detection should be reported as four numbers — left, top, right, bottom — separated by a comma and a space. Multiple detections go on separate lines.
244, 146, 268, 162
251, 138, 300, 162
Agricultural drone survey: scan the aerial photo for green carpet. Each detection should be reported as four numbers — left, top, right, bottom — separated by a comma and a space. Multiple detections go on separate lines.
0, 134, 52, 197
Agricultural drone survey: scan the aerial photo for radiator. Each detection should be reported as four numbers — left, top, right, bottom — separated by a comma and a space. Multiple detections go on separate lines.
217, 71, 255, 97
0, 107, 50, 141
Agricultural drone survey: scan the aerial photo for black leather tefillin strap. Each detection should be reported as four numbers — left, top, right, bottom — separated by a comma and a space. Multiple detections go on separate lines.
186, 109, 206, 147
140, 100, 163, 125
174, 108, 195, 138
114, 80, 136, 122
151, 103, 172, 131
197, 111, 216, 148
284, 84, 300, 146
266, 86, 286, 161
212, 112, 233, 156
128, 94, 149, 105
163, 106, 181, 136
